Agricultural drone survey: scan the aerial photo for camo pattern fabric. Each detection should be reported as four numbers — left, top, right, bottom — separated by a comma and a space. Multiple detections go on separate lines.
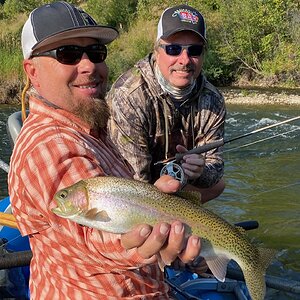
107, 54, 226, 187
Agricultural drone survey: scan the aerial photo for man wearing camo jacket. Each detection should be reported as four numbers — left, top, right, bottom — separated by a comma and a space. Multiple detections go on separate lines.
108, 4, 226, 203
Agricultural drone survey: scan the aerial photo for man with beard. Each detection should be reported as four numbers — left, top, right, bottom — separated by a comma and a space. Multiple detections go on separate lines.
108, 4, 226, 203
8, 2, 203, 299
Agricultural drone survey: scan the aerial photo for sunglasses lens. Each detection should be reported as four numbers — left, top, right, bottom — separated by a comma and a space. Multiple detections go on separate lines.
165, 45, 182, 56
86, 45, 107, 63
188, 45, 203, 56
162, 44, 204, 57
56, 46, 82, 64
56, 45, 107, 65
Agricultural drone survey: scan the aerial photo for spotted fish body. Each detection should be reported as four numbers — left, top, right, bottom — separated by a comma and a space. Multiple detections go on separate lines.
52, 176, 275, 300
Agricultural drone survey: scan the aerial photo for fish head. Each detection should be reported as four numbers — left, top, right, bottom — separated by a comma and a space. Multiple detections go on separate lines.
52, 180, 89, 218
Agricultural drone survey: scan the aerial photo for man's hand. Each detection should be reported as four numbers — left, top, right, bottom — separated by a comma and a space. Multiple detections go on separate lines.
153, 174, 181, 193
120, 175, 201, 267
121, 221, 201, 266
176, 145, 205, 180
171, 256, 208, 275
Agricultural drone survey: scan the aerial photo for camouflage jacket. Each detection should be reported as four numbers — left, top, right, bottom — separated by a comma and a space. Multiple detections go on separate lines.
107, 54, 226, 188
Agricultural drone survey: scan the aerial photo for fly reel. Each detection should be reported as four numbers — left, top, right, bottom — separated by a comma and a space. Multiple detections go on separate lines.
160, 162, 187, 186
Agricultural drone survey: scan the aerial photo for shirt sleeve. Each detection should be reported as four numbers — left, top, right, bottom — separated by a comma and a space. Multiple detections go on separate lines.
108, 89, 153, 183
192, 93, 226, 188
16, 137, 156, 270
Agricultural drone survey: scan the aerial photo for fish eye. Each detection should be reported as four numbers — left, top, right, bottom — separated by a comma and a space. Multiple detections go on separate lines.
59, 190, 68, 199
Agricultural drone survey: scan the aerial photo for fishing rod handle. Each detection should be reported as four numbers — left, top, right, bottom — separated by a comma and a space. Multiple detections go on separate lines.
175, 140, 224, 161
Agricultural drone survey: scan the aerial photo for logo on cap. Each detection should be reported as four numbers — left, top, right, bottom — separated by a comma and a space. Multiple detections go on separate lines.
79, 10, 96, 26
172, 9, 199, 25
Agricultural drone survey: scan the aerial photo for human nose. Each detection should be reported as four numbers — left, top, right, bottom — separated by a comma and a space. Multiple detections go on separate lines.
78, 52, 97, 71
177, 49, 191, 64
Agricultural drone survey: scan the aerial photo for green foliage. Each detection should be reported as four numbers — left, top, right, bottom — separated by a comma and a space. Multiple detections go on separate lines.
0, 47, 23, 78
137, 0, 182, 20
85, 0, 138, 31
203, 49, 235, 86
106, 18, 156, 84
1, 0, 84, 18
0, 0, 299, 88
262, 42, 300, 86
2, 0, 43, 17
214, 0, 299, 80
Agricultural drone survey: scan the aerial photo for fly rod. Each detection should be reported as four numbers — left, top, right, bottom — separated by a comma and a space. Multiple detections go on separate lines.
225, 115, 300, 144
0, 158, 9, 173
156, 115, 300, 164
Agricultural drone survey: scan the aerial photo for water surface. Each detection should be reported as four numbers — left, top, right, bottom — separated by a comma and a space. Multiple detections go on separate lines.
0, 103, 299, 299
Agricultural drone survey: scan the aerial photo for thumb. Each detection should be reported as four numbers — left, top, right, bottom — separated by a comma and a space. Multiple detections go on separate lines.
176, 144, 188, 153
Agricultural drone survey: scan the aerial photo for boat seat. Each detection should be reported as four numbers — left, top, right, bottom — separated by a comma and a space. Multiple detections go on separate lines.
6, 111, 28, 148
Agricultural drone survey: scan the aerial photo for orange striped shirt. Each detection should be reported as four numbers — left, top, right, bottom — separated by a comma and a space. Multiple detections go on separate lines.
8, 96, 171, 299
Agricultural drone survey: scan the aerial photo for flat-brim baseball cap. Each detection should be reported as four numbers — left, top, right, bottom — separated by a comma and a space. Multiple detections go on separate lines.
22, 1, 119, 59
157, 4, 207, 43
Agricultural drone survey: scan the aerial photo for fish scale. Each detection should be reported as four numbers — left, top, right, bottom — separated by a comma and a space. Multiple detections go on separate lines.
52, 176, 276, 300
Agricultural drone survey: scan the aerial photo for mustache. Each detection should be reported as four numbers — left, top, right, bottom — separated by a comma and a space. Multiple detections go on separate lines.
171, 65, 195, 72
73, 75, 107, 99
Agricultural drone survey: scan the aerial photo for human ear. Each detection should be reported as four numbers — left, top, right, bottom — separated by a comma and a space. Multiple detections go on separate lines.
23, 59, 39, 88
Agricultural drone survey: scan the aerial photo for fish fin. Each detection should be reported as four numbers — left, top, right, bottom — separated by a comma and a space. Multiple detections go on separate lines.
258, 247, 277, 271
84, 208, 99, 218
242, 265, 266, 300
241, 247, 276, 300
235, 226, 246, 235
84, 208, 111, 222
205, 255, 231, 282
176, 191, 201, 205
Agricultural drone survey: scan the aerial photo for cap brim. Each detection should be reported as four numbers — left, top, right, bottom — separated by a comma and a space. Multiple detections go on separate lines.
160, 29, 207, 43
32, 26, 119, 52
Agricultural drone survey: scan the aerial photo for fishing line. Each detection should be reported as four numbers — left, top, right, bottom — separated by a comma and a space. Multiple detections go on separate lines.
156, 115, 300, 164
224, 115, 300, 144
242, 181, 300, 199
224, 127, 300, 153
0, 233, 22, 250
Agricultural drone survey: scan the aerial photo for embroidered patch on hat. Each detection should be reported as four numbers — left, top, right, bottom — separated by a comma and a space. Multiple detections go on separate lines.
156, 4, 207, 42
172, 8, 199, 25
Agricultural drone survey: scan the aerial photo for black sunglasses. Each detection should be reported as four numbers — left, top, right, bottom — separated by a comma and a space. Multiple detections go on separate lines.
158, 44, 204, 57
31, 44, 107, 65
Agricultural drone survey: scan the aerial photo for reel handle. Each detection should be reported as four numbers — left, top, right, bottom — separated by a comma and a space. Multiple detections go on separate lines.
175, 140, 224, 161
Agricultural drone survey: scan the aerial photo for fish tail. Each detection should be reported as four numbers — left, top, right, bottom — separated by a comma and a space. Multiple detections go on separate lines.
243, 267, 266, 300
258, 247, 277, 271
243, 247, 276, 300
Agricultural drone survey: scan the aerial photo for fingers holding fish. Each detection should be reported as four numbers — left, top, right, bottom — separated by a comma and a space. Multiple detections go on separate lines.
159, 221, 186, 265
133, 222, 171, 259
185, 256, 208, 275
120, 224, 152, 250
177, 235, 201, 264
171, 255, 208, 275
154, 174, 181, 193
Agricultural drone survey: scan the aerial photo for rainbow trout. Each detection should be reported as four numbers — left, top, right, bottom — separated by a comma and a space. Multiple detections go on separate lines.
52, 176, 275, 300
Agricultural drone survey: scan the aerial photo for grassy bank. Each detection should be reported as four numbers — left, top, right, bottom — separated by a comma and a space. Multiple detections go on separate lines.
0, 0, 299, 104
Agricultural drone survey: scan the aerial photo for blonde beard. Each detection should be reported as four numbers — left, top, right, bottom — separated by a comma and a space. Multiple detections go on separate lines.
73, 98, 110, 129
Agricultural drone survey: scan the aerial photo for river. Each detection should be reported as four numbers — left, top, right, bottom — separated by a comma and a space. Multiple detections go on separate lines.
0, 103, 299, 299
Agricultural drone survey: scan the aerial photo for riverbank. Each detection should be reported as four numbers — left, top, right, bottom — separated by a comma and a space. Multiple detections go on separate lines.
221, 87, 300, 106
